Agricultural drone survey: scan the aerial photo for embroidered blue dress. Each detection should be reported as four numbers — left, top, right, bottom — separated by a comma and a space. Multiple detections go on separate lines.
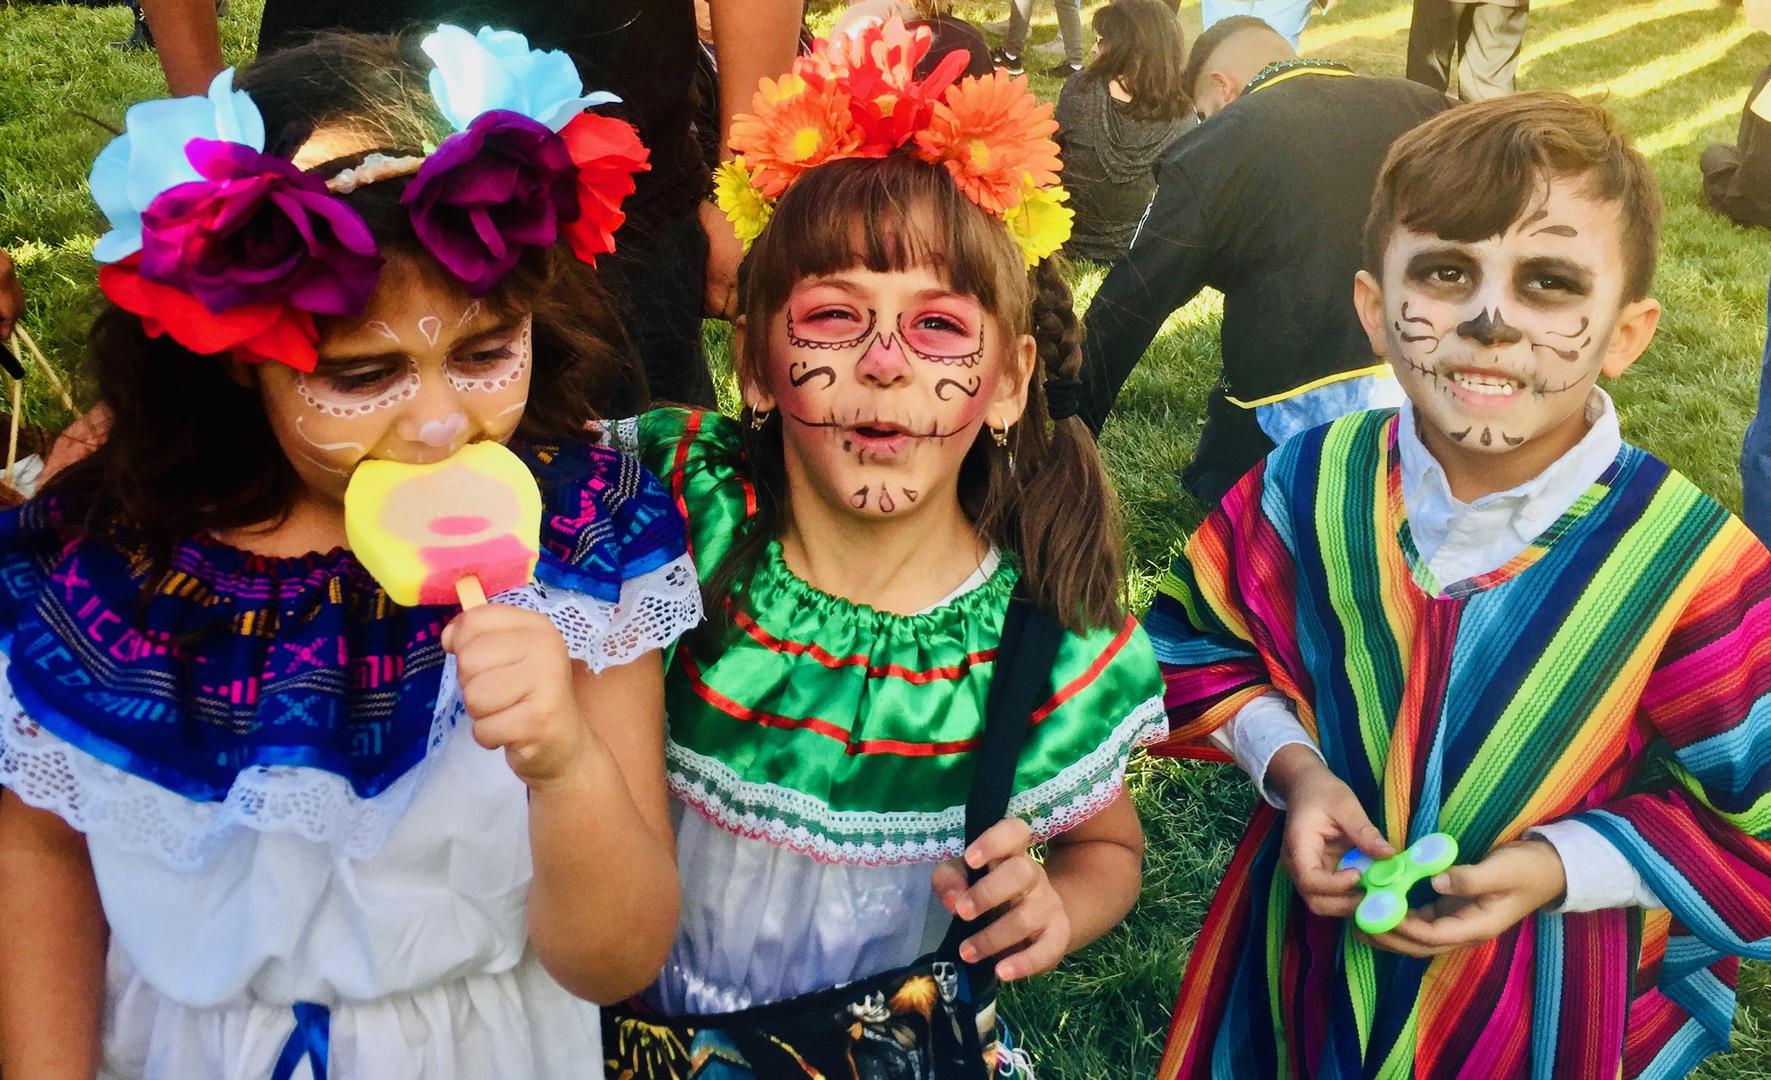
0, 442, 701, 1080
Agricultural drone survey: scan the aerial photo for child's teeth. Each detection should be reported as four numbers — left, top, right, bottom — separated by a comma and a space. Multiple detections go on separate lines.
1451, 372, 1521, 396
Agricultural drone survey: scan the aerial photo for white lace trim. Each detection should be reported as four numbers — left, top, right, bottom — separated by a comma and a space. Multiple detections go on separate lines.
0, 651, 464, 872
667, 692, 1168, 867
594, 416, 639, 454
503, 553, 702, 674
0, 569, 703, 871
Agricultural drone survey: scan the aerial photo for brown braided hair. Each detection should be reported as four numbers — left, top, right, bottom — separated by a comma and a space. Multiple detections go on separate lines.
707, 155, 1127, 634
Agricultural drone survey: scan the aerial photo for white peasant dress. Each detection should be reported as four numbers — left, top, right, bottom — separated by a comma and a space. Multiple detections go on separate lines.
0, 442, 702, 1079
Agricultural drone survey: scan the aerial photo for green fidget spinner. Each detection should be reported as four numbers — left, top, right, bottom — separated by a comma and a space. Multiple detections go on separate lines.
1336, 833, 1459, 935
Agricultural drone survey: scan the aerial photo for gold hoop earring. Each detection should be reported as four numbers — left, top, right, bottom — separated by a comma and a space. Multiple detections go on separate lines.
750, 408, 772, 431
990, 423, 1010, 447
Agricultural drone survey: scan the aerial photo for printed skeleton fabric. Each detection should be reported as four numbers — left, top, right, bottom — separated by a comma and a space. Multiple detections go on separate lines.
1147, 409, 1771, 1080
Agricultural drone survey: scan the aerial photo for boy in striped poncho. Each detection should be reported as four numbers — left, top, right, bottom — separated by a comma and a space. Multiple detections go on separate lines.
1150, 92, 1771, 1079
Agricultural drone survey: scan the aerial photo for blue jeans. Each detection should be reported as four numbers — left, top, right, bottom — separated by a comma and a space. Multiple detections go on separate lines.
1200, 0, 1317, 48
1741, 276, 1771, 543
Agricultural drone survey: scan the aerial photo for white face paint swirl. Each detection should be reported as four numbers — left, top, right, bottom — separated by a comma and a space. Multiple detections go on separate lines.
295, 355, 422, 418
446, 317, 531, 395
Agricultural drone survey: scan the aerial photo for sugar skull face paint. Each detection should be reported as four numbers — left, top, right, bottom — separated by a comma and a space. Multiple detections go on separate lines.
750, 265, 1031, 521
258, 258, 535, 506
296, 356, 422, 418
1359, 175, 1656, 477
446, 317, 531, 395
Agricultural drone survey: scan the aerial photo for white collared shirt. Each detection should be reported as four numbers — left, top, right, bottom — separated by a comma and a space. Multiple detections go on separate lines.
1398, 389, 1619, 585
1215, 392, 1660, 911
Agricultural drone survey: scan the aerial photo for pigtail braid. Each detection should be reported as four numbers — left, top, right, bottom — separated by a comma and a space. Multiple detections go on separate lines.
1008, 257, 1127, 631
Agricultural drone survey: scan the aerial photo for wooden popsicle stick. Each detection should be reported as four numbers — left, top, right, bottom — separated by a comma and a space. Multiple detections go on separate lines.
455, 574, 488, 608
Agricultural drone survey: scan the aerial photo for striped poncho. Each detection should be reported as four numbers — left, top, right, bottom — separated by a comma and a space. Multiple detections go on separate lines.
1149, 410, 1771, 1079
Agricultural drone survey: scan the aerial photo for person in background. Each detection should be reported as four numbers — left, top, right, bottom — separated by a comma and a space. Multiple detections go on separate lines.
1079, 16, 1447, 505
138, 0, 801, 408
993, 0, 1087, 78
1742, 277, 1771, 544
834, 0, 995, 79
1200, 0, 1337, 50
1701, 0, 1771, 229
0, 247, 21, 342
1056, 0, 1194, 264
1406, 0, 1529, 102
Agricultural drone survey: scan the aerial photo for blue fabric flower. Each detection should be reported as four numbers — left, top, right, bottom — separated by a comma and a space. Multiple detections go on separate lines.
421, 24, 619, 134
89, 68, 266, 264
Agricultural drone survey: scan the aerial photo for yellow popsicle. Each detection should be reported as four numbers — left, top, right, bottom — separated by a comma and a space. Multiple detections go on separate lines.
344, 441, 542, 608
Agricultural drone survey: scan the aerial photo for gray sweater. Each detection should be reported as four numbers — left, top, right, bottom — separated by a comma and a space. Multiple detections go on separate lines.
1054, 73, 1193, 263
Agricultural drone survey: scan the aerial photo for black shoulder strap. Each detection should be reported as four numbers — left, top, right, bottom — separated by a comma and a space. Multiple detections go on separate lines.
936, 585, 1065, 985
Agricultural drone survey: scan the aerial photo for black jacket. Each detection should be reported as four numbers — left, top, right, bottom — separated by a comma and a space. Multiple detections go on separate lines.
1080, 66, 1449, 499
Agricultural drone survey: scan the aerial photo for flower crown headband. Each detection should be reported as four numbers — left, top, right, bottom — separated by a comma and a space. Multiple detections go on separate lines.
89, 25, 651, 372
713, 17, 1073, 270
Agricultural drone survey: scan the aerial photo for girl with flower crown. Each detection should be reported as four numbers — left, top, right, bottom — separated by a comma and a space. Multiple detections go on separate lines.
599, 19, 1165, 1079
0, 27, 701, 1080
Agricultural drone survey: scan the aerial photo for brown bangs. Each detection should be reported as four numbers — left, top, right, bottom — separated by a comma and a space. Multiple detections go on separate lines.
736, 156, 1030, 383
1364, 92, 1661, 300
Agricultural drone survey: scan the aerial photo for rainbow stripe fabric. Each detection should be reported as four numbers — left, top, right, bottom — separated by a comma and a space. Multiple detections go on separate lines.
1147, 410, 1771, 1079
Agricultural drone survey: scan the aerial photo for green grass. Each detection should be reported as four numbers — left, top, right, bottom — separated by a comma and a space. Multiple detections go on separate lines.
4, 0, 1771, 1075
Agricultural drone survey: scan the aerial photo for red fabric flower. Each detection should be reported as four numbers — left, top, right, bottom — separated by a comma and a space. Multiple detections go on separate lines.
99, 257, 319, 371
806, 18, 969, 155
558, 112, 651, 266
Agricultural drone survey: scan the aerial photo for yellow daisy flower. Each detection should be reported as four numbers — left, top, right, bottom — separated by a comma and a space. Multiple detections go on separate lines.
1003, 175, 1073, 267
713, 157, 774, 249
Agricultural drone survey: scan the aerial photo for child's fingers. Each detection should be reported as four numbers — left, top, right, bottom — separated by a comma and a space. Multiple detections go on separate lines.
441, 605, 555, 654
958, 889, 1061, 964
930, 860, 968, 911
1287, 833, 1361, 900
1367, 899, 1495, 956
953, 856, 1039, 920
1324, 793, 1394, 859
963, 817, 1034, 870
994, 924, 1067, 982
1341, 819, 1395, 861
471, 706, 541, 752
1429, 859, 1508, 899
1299, 884, 1363, 918
460, 670, 534, 722
449, 634, 538, 680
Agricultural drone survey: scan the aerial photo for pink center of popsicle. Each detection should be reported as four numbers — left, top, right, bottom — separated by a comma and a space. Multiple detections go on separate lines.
428, 514, 491, 537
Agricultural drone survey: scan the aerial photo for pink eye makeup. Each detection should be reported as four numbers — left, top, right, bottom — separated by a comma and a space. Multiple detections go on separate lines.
297, 356, 421, 418
897, 305, 983, 366
786, 305, 878, 350
447, 316, 532, 394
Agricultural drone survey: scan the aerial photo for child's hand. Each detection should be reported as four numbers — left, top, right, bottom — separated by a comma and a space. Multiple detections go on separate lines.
1269, 745, 1395, 917
930, 818, 1071, 981
1363, 840, 1567, 957
443, 605, 590, 790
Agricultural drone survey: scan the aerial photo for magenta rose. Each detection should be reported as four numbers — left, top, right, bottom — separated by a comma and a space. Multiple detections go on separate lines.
401, 110, 581, 296
137, 139, 381, 316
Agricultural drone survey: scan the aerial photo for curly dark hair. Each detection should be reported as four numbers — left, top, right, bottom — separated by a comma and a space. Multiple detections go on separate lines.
46, 31, 646, 573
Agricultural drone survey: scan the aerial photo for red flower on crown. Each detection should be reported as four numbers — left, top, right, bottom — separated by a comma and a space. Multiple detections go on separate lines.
100, 256, 320, 370
559, 112, 652, 265
800, 19, 969, 156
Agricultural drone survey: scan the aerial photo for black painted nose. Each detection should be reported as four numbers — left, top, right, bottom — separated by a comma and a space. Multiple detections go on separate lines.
1456, 308, 1523, 347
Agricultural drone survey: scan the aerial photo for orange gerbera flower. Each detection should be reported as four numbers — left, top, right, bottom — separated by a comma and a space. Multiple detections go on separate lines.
729, 76, 864, 198
913, 71, 1062, 216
